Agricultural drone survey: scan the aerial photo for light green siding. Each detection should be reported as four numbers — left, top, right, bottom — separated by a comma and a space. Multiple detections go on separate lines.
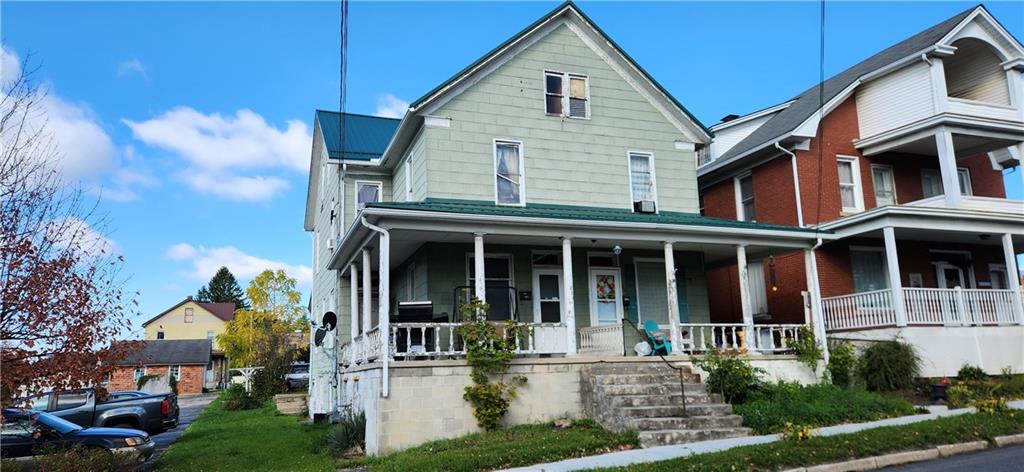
423, 24, 699, 212
391, 131, 427, 203
341, 173, 393, 233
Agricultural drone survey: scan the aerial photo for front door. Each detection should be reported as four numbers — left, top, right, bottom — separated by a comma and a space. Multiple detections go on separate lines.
588, 268, 623, 326
532, 269, 564, 323
936, 263, 966, 289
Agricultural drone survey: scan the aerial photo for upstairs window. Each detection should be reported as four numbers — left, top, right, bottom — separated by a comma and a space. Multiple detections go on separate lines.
837, 155, 864, 212
544, 71, 589, 119
921, 168, 972, 198
628, 152, 657, 212
871, 165, 896, 207
494, 140, 524, 206
735, 174, 755, 222
156, 331, 165, 340
355, 181, 382, 210
184, 308, 194, 323
957, 168, 973, 196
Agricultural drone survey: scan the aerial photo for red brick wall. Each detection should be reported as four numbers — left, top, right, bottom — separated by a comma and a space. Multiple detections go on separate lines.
753, 156, 800, 226
706, 264, 742, 322
795, 97, 866, 225
867, 152, 1005, 206
705, 253, 809, 324
702, 178, 737, 220
108, 364, 205, 395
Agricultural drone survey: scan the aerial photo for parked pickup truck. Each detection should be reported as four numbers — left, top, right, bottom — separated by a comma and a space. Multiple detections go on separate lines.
26, 388, 179, 435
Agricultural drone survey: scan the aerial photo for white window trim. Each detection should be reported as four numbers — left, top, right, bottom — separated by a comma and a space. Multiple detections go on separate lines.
626, 151, 659, 213
531, 268, 565, 324
989, 263, 1008, 289
492, 138, 526, 207
404, 156, 413, 201
920, 168, 942, 198
530, 249, 562, 267
169, 365, 180, 380
870, 164, 897, 206
837, 155, 865, 213
543, 70, 590, 119
957, 167, 974, 196
353, 180, 383, 212
464, 253, 515, 287
734, 172, 754, 222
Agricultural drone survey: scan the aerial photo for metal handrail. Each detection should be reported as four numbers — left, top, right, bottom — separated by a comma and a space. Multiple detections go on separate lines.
621, 317, 686, 415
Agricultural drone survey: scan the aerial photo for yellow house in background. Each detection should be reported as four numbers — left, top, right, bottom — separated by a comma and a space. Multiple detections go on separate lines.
142, 296, 236, 389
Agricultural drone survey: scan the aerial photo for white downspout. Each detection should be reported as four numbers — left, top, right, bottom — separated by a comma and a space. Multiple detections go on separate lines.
775, 142, 805, 227
360, 217, 391, 398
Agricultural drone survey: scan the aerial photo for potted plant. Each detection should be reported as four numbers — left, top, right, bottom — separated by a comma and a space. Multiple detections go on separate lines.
930, 377, 951, 401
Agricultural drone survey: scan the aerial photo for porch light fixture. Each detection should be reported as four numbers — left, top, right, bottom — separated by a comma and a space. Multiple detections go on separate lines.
613, 245, 623, 255
768, 254, 778, 292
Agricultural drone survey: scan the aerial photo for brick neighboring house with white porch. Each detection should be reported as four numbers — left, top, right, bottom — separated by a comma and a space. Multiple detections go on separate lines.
699, 5, 1024, 377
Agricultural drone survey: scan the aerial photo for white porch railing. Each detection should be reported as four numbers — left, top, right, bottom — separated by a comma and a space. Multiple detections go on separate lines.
579, 324, 624, 356
389, 322, 568, 359
905, 195, 1024, 215
674, 323, 804, 353
824, 287, 1023, 331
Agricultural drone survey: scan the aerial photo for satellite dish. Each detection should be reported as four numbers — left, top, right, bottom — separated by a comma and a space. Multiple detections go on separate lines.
314, 328, 327, 347
322, 311, 337, 331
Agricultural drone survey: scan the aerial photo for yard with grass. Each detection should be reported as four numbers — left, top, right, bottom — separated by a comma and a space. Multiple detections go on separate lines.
152, 398, 333, 472
336, 419, 638, 472
592, 411, 1024, 471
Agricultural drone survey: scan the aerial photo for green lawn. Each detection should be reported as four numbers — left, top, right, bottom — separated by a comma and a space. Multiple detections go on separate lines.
152, 398, 333, 472
734, 382, 919, 434
337, 419, 639, 472
592, 411, 1024, 471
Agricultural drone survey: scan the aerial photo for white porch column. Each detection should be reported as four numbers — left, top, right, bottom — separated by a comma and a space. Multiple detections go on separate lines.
736, 245, 755, 350
883, 227, 908, 327
934, 128, 961, 209
561, 238, 577, 355
804, 248, 829, 363
1001, 233, 1024, 326
377, 231, 391, 397
664, 242, 682, 355
349, 265, 359, 344
361, 249, 372, 334
473, 233, 486, 303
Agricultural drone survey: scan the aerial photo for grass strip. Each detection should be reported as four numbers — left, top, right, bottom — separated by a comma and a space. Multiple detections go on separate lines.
152, 397, 332, 472
592, 411, 1024, 471
338, 419, 638, 472
735, 383, 919, 434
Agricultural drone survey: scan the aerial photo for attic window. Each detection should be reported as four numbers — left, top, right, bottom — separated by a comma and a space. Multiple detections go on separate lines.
184, 308, 194, 323
544, 71, 589, 119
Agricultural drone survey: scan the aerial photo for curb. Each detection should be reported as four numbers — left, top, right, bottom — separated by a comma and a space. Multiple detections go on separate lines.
780, 438, 1001, 472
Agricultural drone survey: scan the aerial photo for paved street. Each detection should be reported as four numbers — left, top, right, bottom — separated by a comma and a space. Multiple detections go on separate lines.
881, 445, 1024, 471
141, 392, 217, 470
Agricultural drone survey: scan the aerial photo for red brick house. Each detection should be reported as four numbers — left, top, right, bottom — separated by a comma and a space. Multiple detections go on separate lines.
109, 339, 212, 395
698, 5, 1024, 376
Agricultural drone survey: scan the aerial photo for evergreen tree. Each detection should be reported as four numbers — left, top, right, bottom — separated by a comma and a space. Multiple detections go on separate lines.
196, 267, 250, 309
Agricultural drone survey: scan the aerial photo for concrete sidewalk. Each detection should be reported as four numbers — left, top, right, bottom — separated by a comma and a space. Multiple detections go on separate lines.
502, 402, 1024, 472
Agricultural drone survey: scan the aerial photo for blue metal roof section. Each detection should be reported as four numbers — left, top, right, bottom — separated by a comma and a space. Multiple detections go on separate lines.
316, 110, 400, 160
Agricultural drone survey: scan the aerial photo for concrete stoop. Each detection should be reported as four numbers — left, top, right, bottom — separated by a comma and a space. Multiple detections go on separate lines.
782, 434, 1024, 472
580, 362, 750, 448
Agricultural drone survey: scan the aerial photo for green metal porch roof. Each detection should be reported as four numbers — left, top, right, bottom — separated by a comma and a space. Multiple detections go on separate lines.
367, 198, 825, 234
316, 110, 400, 160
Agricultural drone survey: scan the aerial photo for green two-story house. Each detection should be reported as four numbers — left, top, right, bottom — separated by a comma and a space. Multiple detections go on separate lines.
304, 1, 828, 453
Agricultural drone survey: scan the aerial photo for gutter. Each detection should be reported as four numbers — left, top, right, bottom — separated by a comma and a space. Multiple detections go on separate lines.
360, 217, 390, 399
775, 142, 805, 227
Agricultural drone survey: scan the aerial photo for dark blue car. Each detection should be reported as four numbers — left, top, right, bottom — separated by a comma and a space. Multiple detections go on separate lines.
1, 408, 155, 467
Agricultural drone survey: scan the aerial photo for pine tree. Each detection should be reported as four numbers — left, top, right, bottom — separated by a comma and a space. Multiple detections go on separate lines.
196, 267, 250, 309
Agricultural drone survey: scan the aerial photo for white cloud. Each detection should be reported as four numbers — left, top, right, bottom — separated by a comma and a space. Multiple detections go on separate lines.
165, 243, 312, 287
1, 44, 21, 84
47, 217, 118, 258
374, 94, 408, 119
116, 58, 148, 81
123, 107, 311, 201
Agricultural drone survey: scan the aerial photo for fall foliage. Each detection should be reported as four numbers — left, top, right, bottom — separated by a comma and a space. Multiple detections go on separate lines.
218, 269, 305, 367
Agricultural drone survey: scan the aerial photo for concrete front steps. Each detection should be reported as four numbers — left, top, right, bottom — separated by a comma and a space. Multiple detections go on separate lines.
581, 362, 750, 448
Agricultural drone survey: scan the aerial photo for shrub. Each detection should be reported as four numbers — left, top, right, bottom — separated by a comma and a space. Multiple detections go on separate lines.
946, 384, 973, 408
692, 345, 764, 404
857, 340, 920, 391
324, 411, 366, 457
169, 375, 179, 395
222, 384, 263, 411
790, 326, 823, 371
734, 382, 917, 434
957, 364, 987, 382
456, 298, 527, 431
34, 444, 138, 472
780, 422, 813, 442
826, 339, 857, 387
974, 397, 1009, 414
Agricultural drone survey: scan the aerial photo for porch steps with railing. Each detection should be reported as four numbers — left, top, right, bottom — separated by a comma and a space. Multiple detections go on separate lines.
581, 363, 750, 448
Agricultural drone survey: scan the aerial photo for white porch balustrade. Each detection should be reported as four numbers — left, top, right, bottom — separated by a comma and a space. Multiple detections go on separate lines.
672, 323, 804, 353
389, 322, 569, 359
823, 287, 1024, 331
579, 324, 624, 356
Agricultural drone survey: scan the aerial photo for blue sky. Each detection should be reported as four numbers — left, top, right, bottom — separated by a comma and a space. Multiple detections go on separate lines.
2, 1, 1022, 333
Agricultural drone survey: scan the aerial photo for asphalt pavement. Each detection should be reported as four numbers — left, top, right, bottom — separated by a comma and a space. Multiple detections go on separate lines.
880, 444, 1024, 471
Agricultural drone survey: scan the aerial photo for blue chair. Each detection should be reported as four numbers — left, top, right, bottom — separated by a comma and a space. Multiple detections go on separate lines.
641, 320, 672, 355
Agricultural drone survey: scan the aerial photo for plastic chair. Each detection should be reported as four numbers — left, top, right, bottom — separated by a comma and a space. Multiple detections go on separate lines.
641, 320, 672, 355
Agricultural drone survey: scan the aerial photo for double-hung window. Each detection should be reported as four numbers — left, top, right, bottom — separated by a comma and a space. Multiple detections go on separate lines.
355, 181, 382, 210
871, 165, 896, 206
735, 174, 755, 222
628, 152, 657, 212
544, 71, 589, 119
837, 155, 864, 212
184, 308, 194, 323
921, 168, 973, 198
169, 365, 180, 381
494, 140, 524, 206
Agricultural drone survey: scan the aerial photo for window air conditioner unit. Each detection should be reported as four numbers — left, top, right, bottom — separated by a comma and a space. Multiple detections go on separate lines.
638, 200, 657, 214
326, 238, 335, 251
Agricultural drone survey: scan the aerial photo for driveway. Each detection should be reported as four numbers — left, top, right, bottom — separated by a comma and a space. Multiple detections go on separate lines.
141, 392, 217, 470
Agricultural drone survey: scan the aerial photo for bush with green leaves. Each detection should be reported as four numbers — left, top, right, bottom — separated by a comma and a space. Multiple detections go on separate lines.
33, 444, 139, 472
957, 364, 987, 382
222, 384, 263, 411
734, 381, 917, 434
856, 340, 920, 391
324, 411, 367, 457
456, 298, 527, 430
826, 339, 857, 387
692, 345, 764, 404
789, 326, 823, 371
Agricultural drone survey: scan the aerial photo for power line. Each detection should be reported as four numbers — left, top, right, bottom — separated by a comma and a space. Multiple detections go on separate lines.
339, 0, 349, 158
814, 0, 826, 236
